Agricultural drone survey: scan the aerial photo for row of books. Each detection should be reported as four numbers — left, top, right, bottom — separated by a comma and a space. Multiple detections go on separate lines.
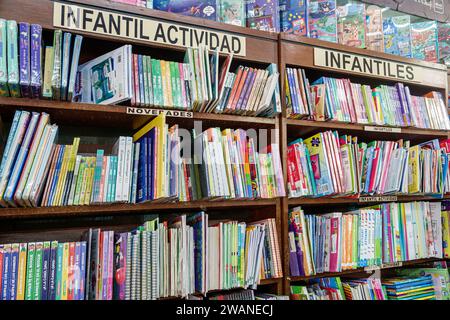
0, 215, 281, 300
286, 69, 450, 131
112, 1, 450, 65
290, 264, 450, 300
0, 21, 83, 101
0, 111, 286, 208
288, 202, 444, 276
287, 132, 449, 199
0, 241, 87, 300
130, 50, 281, 116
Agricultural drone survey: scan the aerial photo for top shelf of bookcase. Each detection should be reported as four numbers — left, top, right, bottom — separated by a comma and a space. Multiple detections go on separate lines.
0, 0, 279, 65
279, 33, 448, 92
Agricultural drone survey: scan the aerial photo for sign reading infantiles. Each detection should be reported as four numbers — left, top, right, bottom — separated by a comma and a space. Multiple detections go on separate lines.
53, 2, 246, 56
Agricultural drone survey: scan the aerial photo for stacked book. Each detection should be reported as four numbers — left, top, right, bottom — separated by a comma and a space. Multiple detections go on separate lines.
342, 278, 387, 300
0, 241, 87, 300
287, 131, 449, 198
288, 202, 443, 276
285, 68, 450, 131
0, 111, 285, 208
290, 277, 347, 300
382, 275, 436, 300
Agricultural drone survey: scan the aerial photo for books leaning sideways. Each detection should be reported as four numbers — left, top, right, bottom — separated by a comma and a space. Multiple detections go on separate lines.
288, 202, 444, 277
0, 111, 285, 208
287, 130, 450, 199
285, 68, 450, 130
0, 215, 281, 300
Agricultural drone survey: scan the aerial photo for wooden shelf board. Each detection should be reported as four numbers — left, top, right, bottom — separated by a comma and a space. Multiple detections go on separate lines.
0, 97, 277, 129
288, 195, 450, 207
288, 258, 443, 282
0, 199, 278, 220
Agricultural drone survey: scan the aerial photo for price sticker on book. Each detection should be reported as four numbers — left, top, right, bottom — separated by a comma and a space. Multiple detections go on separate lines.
364, 126, 402, 133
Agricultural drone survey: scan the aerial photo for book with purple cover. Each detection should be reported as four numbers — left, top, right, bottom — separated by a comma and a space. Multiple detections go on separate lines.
19, 22, 30, 98
154, 0, 217, 20
246, 0, 280, 32
30, 24, 42, 99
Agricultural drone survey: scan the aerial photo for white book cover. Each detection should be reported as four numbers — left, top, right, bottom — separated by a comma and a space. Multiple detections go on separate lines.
113, 136, 126, 202
122, 136, 132, 203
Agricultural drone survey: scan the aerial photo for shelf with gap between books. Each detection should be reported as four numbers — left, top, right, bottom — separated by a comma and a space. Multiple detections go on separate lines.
287, 201, 446, 280
0, 110, 285, 211
0, 18, 282, 118
0, 214, 282, 300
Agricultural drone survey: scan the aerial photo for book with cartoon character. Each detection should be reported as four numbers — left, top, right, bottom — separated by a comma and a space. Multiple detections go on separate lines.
366, 5, 384, 52
280, 0, 308, 36
411, 20, 438, 63
337, 2, 365, 48
218, 0, 245, 27
307, 0, 337, 43
383, 15, 412, 58
153, 0, 217, 20
246, 0, 280, 33
438, 22, 450, 66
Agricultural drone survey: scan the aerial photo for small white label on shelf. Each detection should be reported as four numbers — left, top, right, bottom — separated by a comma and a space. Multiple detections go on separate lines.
359, 196, 398, 203
364, 126, 402, 133
53, 2, 246, 56
127, 107, 193, 118
364, 262, 402, 272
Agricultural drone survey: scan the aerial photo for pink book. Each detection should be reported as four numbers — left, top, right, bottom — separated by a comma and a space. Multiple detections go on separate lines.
378, 142, 394, 193
107, 231, 114, 300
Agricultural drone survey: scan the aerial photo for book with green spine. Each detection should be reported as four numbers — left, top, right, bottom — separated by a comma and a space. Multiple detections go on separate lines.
42, 46, 54, 99
0, 19, 8, 96
145, 56, 153, 106
33, 242, 44, 300
152, 59, 163, 106
25, 242, 36, 300
142, 55, 150, 107
55, 243, 64, 300
73, 158, 86, 206
6, 20, 20, 97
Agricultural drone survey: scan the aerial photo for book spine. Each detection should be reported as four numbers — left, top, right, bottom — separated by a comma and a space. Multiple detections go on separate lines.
48, 241, 58, 300
15, 243, 27, 300
61, 242, 69, 300
1, 244, 11, 300
40, 241, 50, 300
19, 22, 30, 98
9, 243, 19, 300
24, 243, 35, 300
30, 24, 42, 98
51, 30, 62, 100
0, 19, 9, 96
79, 241, 86, 300
42, 46, 54, 99
33, 242, 43, 300
74, 242, 80, 300
7, 20, 20, 97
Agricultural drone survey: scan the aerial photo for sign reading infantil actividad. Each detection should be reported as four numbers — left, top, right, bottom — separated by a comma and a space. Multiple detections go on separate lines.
314, 48, 425, 83
53, 2, 246, 56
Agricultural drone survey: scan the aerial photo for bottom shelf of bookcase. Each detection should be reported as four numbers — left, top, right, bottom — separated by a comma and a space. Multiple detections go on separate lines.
288, 258, 445, 282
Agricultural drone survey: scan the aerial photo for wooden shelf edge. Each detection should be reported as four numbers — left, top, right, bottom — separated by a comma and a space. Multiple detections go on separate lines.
286, 119, 449, 138
0, 97, 277, 126
0, 199, 278, 220
288, 258, 444, 282
288, 195, 450, 207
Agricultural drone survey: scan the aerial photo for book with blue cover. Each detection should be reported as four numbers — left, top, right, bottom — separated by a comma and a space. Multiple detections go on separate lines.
246, 0, 280, 33
438, 22, 450, 66
307, 0, 337, 43
411, 20, 438, 63
383, 15, 412, 58
280, 0, 308, 36
19, 22, 30, 98
30, 24, 43, 99
153, 0, 217, 20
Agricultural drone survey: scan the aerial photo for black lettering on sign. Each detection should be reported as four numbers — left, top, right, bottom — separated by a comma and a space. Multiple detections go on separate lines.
154, 23, 166, 42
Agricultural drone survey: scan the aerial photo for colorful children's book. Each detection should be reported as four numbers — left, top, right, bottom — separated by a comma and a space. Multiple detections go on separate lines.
7, 20, 20, 97
218, 0, 245, 27
438, 23, 450, 66
307, 0, 337, 43
279, 0, 308, 36
383, 15, 412, 58
0, 19, 8, 96
411, 21, 438, 62
246, 0, 280, 33
337, 2, 365, 48
366, 5, 384, 52
153, 0, 217, 21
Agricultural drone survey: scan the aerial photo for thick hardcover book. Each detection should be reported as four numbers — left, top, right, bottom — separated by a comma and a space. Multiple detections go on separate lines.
30, 24, 43, 98
19, 22, 31, 98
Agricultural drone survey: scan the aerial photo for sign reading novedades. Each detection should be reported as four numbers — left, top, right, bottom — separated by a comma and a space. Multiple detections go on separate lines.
53, 2, 246, 56
314, 48, 424, 83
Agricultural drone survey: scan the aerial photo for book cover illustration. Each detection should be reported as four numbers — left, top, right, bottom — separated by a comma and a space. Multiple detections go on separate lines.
280, 0, 308, 35
383, 15, 412, 58
246, 0, 280, 33
337, 2, 365, 48
308, 0, 337, 43
411, 21, 438, 63
153, 0, 217, 21
218, 0, 246, 27
91, 58, 115, 104
366, 5, 384, 52
438, 22, 450, 65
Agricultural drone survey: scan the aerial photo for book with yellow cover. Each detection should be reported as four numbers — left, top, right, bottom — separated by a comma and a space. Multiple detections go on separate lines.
54, 145, 72, 206
442, 210, 450, 258
61, 242, 69, 300
133, 113, 166, 199
16, 243, 28, 300
408, 145, 420, 194
42, 46, 54, 99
